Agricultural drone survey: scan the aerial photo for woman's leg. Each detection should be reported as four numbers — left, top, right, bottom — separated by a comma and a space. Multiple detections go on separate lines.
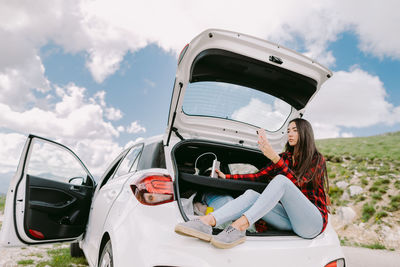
210, 189, 260, 226
202, 192, 234, 210
201, 191, 291, 231
259, 202, 292, 231
243, 175, 323, 238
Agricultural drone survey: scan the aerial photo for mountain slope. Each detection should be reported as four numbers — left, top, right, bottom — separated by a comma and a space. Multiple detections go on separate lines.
317, 131, 400, 250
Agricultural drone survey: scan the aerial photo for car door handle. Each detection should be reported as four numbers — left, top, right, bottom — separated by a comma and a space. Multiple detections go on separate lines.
70, 185, 81, 191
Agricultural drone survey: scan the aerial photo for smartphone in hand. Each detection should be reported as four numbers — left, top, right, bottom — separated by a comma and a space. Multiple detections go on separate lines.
211, 159, 220, 178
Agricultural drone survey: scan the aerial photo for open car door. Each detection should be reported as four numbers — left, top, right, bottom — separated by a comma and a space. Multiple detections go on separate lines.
0, 135, 95, 246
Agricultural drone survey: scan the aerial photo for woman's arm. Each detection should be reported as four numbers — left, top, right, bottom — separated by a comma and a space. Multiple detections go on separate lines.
217, 128, 283, 182
223, 160, 280, 181
274, 155, 325, 186
257, 129, 281, 164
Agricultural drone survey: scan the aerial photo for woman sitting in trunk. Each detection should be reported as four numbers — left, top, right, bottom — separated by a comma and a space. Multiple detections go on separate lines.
175, 118, 329, 249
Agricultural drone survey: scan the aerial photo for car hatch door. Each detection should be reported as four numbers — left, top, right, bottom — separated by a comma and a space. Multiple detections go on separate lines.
0, 135, 95, 246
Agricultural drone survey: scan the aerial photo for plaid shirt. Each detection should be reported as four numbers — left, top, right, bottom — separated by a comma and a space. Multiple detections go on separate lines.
225, 151, 328, 233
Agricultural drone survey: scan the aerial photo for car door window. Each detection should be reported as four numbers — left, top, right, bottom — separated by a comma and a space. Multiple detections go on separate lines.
114, 144, 143, 178
27, 139, 89, 184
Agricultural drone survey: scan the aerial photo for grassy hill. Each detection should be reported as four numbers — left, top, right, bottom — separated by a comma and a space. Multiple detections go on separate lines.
317, 131, 400, 250
0, 195, 4, 211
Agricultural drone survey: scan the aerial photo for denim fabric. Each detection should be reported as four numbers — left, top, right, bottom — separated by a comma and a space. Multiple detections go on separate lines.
202, 192, 234, 210
211, 175, 323, 238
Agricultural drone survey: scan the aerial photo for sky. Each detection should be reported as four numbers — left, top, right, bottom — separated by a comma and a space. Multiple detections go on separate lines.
0, 0, 399, 188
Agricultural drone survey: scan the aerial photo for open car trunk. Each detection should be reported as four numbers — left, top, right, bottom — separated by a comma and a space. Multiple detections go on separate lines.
172, 139, 296, 236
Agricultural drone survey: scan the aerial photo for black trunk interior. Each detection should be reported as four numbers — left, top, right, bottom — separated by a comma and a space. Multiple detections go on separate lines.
172, 139, 295, 236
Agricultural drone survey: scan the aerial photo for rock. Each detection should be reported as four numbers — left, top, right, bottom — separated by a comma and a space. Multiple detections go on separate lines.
337, 206, 356, 225
349, 185, 363, 196
336, 181, 348, 189
341, 190, 350, 201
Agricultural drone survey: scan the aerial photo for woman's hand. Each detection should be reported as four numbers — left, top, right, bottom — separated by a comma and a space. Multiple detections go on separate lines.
257, 128, 280, 163
215, 169, 226, 179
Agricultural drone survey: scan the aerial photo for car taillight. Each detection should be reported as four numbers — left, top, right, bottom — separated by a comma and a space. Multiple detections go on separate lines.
130, 174, 174, 205
325, 258, 345, 267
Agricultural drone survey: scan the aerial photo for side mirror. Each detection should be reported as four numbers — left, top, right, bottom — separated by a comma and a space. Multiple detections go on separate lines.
69, 177, 85, 185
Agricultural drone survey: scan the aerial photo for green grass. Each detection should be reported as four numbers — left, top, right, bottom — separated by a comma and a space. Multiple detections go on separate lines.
36, 247, 88, 267
328, 186, 344, 205
387, 195, 400, 212
361, 177, 369, 186
0, 195, 5, 213
361, 242, 387, 250
316, 131, 400, 162
17, 259, 34, 265
395, 180, 400, 190
375, 211, 388, 221
362, 203, 376, 222
371, 193, 383, 200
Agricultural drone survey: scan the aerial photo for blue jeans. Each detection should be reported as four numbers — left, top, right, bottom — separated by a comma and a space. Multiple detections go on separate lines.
211, 175, 323, 238
202, 192, 234, 210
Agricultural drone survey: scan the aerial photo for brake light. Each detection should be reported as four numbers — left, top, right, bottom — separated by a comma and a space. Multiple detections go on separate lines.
130, 174, 174, 205
325, 258, 345, 267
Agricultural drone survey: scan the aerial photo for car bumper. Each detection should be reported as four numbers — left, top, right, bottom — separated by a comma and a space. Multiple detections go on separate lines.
105, 201, 344, 267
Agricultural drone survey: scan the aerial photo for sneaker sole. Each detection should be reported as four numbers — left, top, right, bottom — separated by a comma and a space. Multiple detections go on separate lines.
174, 224, 212, 242
210, 236, 246, 249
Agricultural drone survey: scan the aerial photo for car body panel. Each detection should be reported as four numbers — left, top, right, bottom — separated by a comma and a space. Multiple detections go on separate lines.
165, 29, 332, 150
101, 175, 344, 267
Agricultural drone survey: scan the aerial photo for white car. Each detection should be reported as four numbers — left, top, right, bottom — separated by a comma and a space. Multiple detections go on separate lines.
0, 29, 345, 267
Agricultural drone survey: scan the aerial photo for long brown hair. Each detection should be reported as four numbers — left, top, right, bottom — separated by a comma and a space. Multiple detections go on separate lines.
285, 118, 329, 192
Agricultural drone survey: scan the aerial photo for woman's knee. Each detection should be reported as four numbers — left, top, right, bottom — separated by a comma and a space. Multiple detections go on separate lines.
270, 175, 290, 188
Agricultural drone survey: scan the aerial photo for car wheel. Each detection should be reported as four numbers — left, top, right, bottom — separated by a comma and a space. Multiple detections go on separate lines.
99, 240, 113, 267
70, 242, 84, 258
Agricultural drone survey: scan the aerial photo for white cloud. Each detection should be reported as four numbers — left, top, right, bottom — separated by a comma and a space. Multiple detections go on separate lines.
1, 0, 399, 86
308, 123, 342, 140
0, 89, 127, 179
305, 67, 400, 138
91, 91, 123, 120
341, 132, 354, 138
93, 91, 106, 107
126, 121, 146, 134
66, 138, 122, 177
105, 107, 123, 121
335, 0, 400, 60
0, 133, 27, 174
0, 85, 119, 140
0, 55, 50, 110
0, 83, 126, 177
232, 98, 291, 131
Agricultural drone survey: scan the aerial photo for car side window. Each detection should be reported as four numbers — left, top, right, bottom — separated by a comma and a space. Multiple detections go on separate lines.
114, 144, 143, 178
97, 148, 129, 189
27, 138, 89, 184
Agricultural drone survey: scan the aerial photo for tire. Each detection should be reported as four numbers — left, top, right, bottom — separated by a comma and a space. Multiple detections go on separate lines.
99, 240, 113, 267
70, 242, 84, 258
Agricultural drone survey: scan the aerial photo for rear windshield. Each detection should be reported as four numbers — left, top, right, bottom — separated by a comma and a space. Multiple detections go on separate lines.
182, 81, 292, 131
